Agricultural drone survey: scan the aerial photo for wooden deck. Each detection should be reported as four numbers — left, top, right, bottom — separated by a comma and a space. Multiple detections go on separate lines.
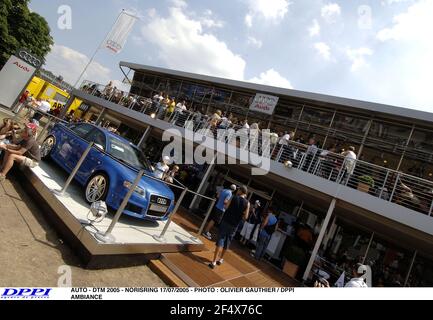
155, 209, 300, 287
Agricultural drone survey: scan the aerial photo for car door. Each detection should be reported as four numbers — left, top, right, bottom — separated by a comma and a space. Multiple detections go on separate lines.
76, 128, 107, 183
62, 123, 95, 170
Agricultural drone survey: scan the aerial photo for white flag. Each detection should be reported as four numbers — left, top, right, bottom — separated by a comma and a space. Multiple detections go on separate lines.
104, 11, 137, 54
335, 271, 345, 287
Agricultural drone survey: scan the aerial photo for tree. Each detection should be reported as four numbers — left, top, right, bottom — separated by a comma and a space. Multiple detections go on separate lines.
0, 0, 53, 67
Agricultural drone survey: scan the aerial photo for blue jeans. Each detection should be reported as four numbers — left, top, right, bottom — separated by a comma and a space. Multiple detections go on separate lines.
255, 231, 271, 260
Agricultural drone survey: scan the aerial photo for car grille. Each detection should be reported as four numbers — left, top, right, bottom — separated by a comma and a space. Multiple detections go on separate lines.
147, 195, 171, 218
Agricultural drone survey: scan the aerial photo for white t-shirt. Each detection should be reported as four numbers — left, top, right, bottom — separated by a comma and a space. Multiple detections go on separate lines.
243, 123, 250, 129
39, 101, 51, 113
345, 151, 357, 160
153, 94, 164, 103
279, 134, 291, 145
345, 277, 368, 288
220, 117, 230, 127
154, 162, 169, 179
175, 103, 187, 113
344, 151, 357, 174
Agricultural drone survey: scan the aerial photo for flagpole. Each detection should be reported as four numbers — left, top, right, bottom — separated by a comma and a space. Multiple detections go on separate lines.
72, 9, 125, 89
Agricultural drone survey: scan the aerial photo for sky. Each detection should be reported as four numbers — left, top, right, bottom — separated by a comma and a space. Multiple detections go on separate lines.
29, 0, 433, 113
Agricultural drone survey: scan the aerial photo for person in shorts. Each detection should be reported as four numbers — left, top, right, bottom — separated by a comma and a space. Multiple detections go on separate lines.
0, 123, 40, 181
208, 185, 250, 269
202, 184, 237, 240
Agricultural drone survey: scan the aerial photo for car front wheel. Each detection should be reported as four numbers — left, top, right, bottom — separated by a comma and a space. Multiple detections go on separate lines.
40, 135, 55, 160
85, 174, 109, 203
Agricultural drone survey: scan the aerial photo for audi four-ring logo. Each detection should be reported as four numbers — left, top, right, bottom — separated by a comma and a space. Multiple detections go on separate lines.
106, 40, 122, 52
156, 198, 167, 205
18, 50, 42, 68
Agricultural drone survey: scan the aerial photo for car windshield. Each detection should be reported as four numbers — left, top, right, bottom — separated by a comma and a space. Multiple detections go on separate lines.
108, 138, 152, 171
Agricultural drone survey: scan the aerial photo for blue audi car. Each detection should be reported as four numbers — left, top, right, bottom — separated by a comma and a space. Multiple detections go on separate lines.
40, 122, 175, 221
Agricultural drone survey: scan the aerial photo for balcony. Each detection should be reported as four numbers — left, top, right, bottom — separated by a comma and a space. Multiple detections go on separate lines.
77, 80, 433, 221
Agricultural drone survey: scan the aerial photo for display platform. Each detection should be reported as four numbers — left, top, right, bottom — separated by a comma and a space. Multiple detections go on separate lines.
19, 160, 204, 266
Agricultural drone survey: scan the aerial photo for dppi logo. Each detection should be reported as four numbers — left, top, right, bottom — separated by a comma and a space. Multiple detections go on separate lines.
1, 288, 52, 299
13, 61, 30, 72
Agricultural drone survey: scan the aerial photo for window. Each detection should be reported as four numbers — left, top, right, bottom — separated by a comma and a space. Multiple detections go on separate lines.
300, 107, 333, 127
405, 128, 433, 164
87, 129, 106, 150
108, 138, 151, 170
72, 124, 95, 139
53, 93, 68, 103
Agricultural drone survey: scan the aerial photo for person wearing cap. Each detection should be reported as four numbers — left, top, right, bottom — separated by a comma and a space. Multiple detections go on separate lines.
208, 185, 250, 269
345, 263, 369, 287
202, 184, 237, 240
154, 156, 171, 180
0, 123, 40, 181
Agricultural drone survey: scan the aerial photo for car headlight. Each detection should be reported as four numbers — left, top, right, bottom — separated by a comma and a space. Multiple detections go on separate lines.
123, 181, 145, 196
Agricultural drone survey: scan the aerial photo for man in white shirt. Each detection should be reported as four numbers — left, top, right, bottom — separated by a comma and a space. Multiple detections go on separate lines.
345, 264, 368, 288
278, 131, 292, 146
243, 120, 250, 129
32, 99, 51, 122
175, 100, 187, 113
154, 156, 170, 180
39, 100, 51, 113
153, 92, 164, 104
340, 146, 357, 185
172, 100, 187, 124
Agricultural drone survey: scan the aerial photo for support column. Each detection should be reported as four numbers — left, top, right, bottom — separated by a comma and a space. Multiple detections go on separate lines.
322, 216, 337, 249
362, 232, 375, 264
137, 126, 152, 149
59, 94, 76, 119
189, 156, 216, 210
357, 119, 373, 158
302, 198, 337, 282
95, 108, 106, 126
404, 250, 417, 287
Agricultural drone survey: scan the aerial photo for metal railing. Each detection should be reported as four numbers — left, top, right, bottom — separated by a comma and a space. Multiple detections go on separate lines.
79, 80, 433, 219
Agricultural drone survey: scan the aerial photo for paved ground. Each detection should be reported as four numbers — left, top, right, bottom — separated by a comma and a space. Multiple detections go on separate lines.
0, 171, 166, 287
0, 108, 166, 287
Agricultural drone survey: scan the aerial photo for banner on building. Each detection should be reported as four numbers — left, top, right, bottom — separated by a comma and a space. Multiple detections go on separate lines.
249, 93, 279, 115
104, 11, 137, 54
0, 53, 37, 109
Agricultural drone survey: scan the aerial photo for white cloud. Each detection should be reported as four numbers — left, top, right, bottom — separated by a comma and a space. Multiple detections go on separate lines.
346, 47, 373, 72
170, 0, 187, 8
248, 69, 293, 89
308, 19, 320, 37
377, 0, 433, 42
140, 6, 245, 80
44, 45, 111, 85
244, 0, 291, 27
372, 0, 433, 110
245, 14, 253, 27
247, 36, 263, 48
314, 42, 331, 60
200, 8, 224, 28
321, 3, 341, 23
381, 0, 414, 5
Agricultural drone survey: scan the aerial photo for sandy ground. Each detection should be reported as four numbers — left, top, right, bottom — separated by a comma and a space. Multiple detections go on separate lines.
0, 109, 166, 287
